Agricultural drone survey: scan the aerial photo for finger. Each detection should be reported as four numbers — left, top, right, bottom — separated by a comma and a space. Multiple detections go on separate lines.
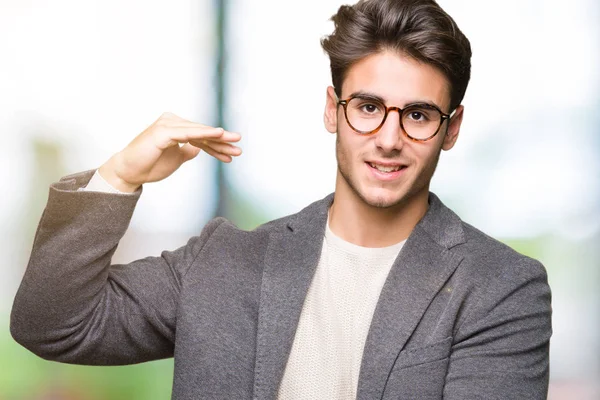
190, 139, 242, 156
153, 113, 241, 141
169, 126, 226, 140
183, 128, 241, 143
155, 127, 225, 150
197, 143, 233, 163
166, 128, 242, 146
218, 130, 242, 142
169, 123, 242, 143
179, 143, 202, 162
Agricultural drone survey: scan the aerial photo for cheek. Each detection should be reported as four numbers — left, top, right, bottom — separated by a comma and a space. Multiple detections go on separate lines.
337, 129, 367, 156
409, 138, 444, 165
417, 148, 437, 164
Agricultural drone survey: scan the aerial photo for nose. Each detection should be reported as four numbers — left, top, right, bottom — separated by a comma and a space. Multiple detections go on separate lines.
374, 108, 405, 153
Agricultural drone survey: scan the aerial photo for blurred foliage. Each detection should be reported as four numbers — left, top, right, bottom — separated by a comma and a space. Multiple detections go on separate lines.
1, 319, 173, 400
502, 237, 546, 264
223, 183, 272, 231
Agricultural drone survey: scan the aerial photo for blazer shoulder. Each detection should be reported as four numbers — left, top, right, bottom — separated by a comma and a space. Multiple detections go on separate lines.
200, 210, 293, 249
426, 193, 546, 279
253, 193, 333, 234
456, 220, 548, 283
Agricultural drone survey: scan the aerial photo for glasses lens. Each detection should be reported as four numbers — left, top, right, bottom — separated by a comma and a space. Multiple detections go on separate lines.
346, 97, 385, 134
402, 105, 443, 140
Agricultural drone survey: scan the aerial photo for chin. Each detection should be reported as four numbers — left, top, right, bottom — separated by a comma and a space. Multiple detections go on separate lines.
337, 164, 425, 211
358, 188, 408, 210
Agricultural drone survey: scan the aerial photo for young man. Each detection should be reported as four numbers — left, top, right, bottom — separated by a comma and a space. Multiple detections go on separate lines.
11, 0, 552, 399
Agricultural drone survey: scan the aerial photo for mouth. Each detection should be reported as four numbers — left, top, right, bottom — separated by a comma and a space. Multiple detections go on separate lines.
366, 162, 407, 173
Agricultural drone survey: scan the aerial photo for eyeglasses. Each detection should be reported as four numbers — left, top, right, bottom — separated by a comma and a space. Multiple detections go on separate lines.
337, 95, 453, 142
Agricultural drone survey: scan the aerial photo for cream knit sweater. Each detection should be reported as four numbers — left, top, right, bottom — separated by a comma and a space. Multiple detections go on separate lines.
278, 223, 405, 399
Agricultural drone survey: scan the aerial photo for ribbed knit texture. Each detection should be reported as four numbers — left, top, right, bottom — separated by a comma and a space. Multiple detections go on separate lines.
277, 223, 405, 400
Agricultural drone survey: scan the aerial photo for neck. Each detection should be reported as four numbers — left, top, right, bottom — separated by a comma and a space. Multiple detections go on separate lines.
329, 183, 429, 248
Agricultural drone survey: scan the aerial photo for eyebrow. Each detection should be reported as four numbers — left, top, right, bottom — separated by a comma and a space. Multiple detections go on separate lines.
348, 90, 446, 112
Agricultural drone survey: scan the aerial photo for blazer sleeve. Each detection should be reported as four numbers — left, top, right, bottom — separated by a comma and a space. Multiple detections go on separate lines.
443, 258, 552, 399
10, 170, 226, 365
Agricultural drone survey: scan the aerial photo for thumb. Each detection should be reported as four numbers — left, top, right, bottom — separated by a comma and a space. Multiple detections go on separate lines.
180, 143, 202, 162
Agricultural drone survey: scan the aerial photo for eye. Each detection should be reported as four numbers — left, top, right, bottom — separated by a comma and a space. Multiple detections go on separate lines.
409, 111, 425, 121
360, 103, 381, 114
408, 110, 427, 121
404, 106, 438, 123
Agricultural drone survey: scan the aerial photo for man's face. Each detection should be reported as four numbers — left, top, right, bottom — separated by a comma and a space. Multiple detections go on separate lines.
324, 50, 464, 211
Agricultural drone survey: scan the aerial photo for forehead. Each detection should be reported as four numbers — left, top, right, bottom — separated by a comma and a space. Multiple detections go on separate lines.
341, 51, 451, 110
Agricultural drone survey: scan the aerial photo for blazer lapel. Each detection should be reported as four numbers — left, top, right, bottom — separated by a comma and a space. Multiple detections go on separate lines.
252, 195, 332, 400
251, 192, 465, 399
356, 193, 466, 400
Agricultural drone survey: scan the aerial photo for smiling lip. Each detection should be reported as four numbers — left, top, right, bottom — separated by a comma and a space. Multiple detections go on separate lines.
366, 161, 407, 180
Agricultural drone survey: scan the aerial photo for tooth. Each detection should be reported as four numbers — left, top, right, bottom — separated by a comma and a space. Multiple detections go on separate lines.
373, 164, 400, 172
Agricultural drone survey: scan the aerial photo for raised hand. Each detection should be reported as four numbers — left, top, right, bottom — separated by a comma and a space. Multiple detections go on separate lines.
98, 112, 242, 192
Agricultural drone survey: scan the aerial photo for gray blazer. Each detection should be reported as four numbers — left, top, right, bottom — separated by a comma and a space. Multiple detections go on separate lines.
11, 170, 552, 399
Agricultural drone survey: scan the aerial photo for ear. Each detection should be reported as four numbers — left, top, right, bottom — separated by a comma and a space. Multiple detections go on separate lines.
323, 86, 339, 134
442, 105, 464, 151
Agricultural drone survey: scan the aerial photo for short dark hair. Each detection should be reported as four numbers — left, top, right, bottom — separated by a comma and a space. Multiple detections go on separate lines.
321, 0, 472, 111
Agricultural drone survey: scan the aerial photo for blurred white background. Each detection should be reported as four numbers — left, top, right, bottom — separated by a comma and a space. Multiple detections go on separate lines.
0, 0, 598, 398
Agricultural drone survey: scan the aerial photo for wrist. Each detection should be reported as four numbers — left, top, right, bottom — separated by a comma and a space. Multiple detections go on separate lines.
98, 159, 141, 193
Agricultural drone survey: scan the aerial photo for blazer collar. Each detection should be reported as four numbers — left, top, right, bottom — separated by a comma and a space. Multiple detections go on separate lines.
252, 196, 330, 399
252, 192, 466, 399
355, 193, 466, 399
286, 191, 465, 249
